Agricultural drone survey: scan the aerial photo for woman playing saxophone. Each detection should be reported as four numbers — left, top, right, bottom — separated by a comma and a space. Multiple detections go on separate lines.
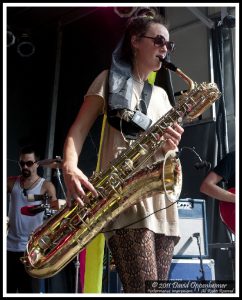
62, 8, 184, 293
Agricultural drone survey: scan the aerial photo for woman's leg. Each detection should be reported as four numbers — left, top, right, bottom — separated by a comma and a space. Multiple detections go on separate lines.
155, 234, 177, 280
108, 228, 158, 293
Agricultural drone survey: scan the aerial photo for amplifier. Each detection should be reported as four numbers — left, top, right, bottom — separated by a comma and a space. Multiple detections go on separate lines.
173, 199, 208, 258
102, 269, 123, 293
169, 258, 215, 280
104, 259, 215, 293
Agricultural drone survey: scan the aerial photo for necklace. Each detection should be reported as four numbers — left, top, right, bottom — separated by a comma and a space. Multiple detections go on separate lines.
132, 75, 144, 85
132, 65, 145, 85
21, 176, 40, 196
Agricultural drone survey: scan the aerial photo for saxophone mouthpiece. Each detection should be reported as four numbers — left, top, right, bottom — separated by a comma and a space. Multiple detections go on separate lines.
158, 57, 195, 92
157, 55, 164, 62
160, 58, 177, 72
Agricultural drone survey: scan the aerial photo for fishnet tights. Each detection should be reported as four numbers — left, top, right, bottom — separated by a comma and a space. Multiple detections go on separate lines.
108, 228, 176, 293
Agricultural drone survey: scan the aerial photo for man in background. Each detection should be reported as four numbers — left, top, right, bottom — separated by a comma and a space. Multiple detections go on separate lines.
7, 145, 57, 293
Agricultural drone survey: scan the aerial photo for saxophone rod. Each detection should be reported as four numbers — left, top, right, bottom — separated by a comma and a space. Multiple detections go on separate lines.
158, 57, 195, 93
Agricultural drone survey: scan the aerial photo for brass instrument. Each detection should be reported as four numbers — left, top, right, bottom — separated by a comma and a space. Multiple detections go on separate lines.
21, 60, 221, 278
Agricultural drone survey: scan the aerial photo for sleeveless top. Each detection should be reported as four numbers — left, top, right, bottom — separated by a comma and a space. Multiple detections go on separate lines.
7, 176, 46, 252
213, 151, 235, 189
85, 70, 180, 243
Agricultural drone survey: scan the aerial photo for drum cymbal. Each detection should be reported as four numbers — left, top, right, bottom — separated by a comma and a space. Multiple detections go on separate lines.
37, 158, 63, 169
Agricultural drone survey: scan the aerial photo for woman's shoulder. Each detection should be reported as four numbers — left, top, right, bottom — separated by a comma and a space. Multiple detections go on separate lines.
85, 69, 109, 111
94, 69, 109, 82
87, 69, 109, 92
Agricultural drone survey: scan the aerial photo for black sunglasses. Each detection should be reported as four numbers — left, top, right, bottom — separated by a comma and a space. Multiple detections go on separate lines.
141, 35, 175, 52
18, 160, 36, 167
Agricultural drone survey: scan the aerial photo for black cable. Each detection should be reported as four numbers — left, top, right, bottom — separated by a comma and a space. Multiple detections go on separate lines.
102, 197, 180, 233
179, 146, 212, 172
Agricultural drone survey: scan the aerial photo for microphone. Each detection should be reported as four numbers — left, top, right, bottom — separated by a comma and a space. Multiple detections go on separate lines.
193, 232, 201, 245
194, 161, 211, 170
193, 232, 200, 238
175, 147, 211, 170
222, 15, 235, 28
27, 194, 51, 202
21, 205, 45, 216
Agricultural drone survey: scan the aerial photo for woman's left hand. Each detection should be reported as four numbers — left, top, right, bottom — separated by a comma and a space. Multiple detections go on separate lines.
161, 122, 184, 154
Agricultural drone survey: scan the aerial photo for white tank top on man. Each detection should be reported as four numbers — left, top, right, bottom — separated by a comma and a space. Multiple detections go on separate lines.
7, 176, 46, 252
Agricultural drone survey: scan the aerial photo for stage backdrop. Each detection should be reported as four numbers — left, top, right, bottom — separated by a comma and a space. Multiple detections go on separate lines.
6, 6, 235, 292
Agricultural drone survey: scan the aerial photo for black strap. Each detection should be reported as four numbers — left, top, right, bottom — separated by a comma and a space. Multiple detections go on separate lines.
139, 81, 152, 114
107, 80, 153, 140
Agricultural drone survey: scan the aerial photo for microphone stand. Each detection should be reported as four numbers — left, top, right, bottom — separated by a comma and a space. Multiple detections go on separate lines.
226, 229, 235, 281
194, 233, 205, 281
74, 255, 81, 293
178, 147, 211, 171
55, 167, 66, 199
41, 193, 53, 219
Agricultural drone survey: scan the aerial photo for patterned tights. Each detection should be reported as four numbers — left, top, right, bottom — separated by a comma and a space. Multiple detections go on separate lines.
108, 228, 177, 293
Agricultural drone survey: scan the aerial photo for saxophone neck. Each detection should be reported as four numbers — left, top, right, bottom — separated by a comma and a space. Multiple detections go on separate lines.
175, 68, 195, 93
161, 58, 195, 93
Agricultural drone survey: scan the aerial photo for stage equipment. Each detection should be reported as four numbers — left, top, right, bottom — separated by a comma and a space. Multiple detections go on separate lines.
21, 59, 221, 278
173, 198, 208, 258
38, 157, 63, 169
169, 258, 215, 280
22, 193, 58, 219
177, 146, 211, 170
219, 187, 235, 234
114, 7, 137, 18
17, 33, 35, 57
102, 268, 123, 293
38, 156, 66, 200
102, 258, 216, 293
21, 204, 46, 216
7, 30, 16, 47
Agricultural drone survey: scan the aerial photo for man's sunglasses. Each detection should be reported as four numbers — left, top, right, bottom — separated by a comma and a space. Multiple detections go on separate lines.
18, 160, 36, 167
141, 35, 175, 53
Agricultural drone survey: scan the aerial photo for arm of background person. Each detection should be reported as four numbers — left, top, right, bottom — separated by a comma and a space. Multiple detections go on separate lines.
200, 171, 235, 203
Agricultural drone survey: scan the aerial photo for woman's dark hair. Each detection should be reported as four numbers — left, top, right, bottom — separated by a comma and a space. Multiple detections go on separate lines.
120, 9, 168, 65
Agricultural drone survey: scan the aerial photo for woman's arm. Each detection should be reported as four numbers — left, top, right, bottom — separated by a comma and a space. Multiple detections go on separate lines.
62, 95, 103, 206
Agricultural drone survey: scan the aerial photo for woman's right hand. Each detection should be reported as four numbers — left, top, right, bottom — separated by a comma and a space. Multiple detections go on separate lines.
62, 96, 104, 207
63, 164, 98, 207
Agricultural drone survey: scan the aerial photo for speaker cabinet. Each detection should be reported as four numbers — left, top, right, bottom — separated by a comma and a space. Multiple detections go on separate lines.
169, 259, 215, 280
102, 270, 123, 293
173, 199, 208, 258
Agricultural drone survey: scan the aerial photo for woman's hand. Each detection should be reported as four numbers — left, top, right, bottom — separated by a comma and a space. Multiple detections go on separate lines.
161, 123, 184, 155
63, 164, 98, 207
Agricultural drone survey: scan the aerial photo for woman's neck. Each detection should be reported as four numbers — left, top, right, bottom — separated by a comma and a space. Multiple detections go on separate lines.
132, 65, 149, 83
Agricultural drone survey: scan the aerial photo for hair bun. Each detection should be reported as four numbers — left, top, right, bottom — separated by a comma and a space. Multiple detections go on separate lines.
134, 7, 158, 18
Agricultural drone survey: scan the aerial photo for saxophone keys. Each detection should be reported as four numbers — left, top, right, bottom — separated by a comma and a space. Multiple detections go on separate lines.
124, 159, 134, 171
139, 144, 148, 155
38, 235, 52, 249
151, 132, 160, 141
27, 247, 42, 266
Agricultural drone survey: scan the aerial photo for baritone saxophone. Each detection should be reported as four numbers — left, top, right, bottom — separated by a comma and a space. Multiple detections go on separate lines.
21, 59, 221, 278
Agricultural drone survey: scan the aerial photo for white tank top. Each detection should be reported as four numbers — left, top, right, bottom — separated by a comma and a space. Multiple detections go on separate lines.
7, 176, 46, 252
